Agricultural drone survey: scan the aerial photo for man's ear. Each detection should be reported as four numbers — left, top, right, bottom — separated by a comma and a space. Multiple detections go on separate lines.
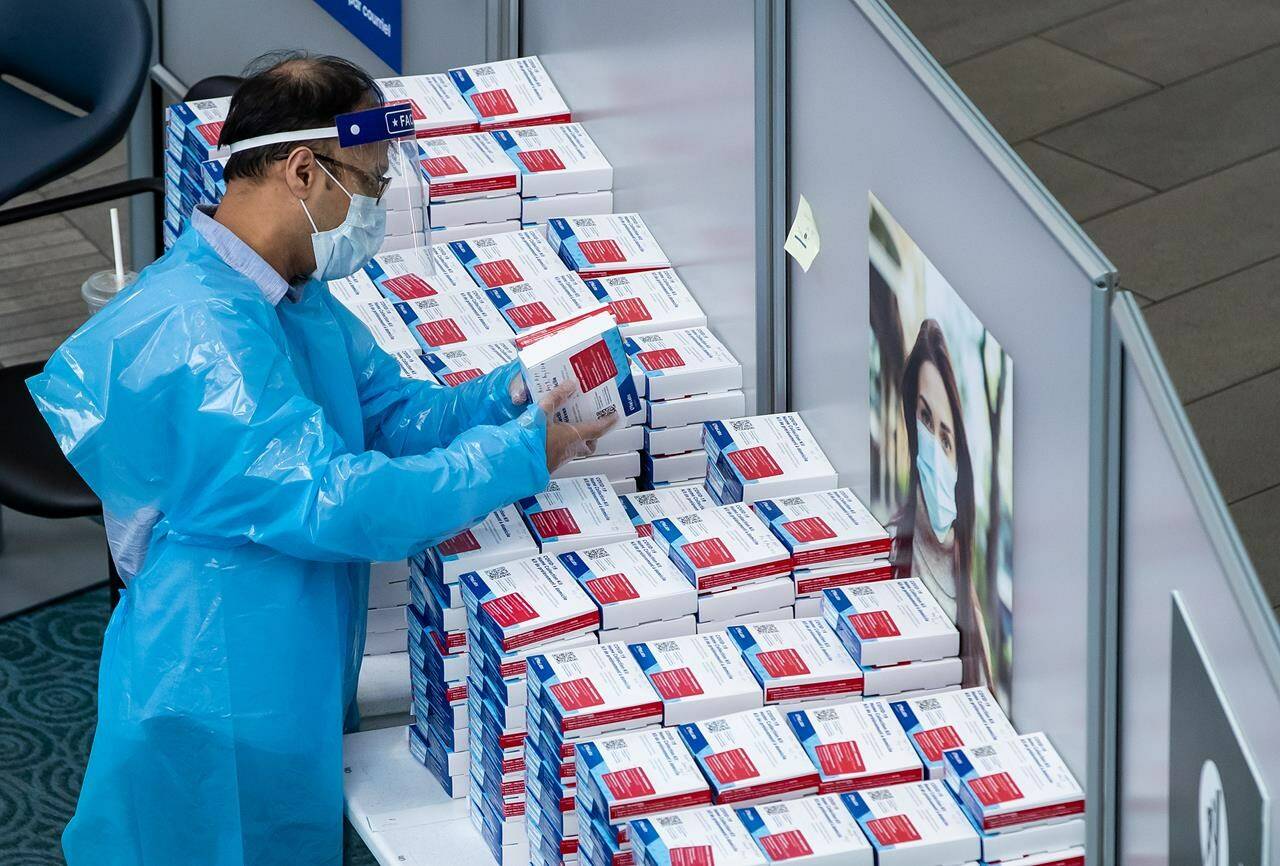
281, 146, 321, 200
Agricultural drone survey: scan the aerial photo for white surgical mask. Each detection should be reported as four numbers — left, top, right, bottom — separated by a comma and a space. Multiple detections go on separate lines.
299, 161, 387, 282
916, 418, 958, 542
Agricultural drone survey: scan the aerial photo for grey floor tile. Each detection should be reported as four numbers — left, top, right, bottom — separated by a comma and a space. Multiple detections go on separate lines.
1014, 141, 1154, 221
0, 249, 109, 285
886, 0, 1122, 65
0, 226, 87, 258
0, 276, 90, 317
1185, 368, 1280, 502
0, 509, 107, 619
948, 37, 1156, 142
1230, 485, 1280, 607
0, 212, 73, 242
1, 237, 100, 270
0, 305, 86, 342
1044, 0, 1280, 85
0, 331, 73, 366
1041, 46, 1280, 189
1083, 150, 1280, 299
64, 196, 133, 266
1144, 257, 1280, 402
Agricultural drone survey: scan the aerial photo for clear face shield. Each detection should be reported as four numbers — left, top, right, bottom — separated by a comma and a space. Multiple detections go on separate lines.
225, 103, 433, 277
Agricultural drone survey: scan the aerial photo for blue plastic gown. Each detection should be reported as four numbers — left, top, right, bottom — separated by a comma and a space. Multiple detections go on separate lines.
27, 227, 549, 866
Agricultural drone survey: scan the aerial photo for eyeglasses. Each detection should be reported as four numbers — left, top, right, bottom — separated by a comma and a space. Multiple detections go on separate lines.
314, 153, 392, 202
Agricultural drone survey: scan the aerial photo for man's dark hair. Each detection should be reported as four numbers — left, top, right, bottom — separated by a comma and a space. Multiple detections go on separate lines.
219, 51, 383, 182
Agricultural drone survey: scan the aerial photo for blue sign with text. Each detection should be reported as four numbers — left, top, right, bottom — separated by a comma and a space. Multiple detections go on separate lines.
313, 0, 402, 72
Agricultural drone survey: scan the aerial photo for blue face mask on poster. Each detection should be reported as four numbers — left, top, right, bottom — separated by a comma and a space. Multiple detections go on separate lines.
916, 418, 958, 542
299, 161, 387, 282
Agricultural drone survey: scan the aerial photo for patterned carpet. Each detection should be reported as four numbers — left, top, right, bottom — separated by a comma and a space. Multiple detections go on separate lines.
0, 587, 378, 865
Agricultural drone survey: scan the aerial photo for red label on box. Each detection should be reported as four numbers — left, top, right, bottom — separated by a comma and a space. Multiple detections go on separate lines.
580, 239, 627, 265
381, 274, 437, 300
472, 88, 518, 117
586, 573, 639, 604
969, 771, 1025, 806
636, 347, 685, 371
549, 676, 605, 711
756, 648, 811, 679
570, 339, 619, 392
681, 538, 734, 569
416, 318, 467, 346
481, 592, 539, 628
601, 766, 656, 801
474, 258, 523, 288
650, 667, 704, 700
422, 154, 468, 177
815, 740, 866, 777
517, 148, 566, 173
636, 523, 654, 539
608, 297, 652, 324
529, 507, 581, 539
437, 528, 481, 556
759, 830, 813, 862
508, 301, 557, 330
913, 725, 964, 763
704, 747, 759, 784
866, 814, 921, 846
669, 846, 713, 866
727, 446, 784, 481
196, 121, 224, 146
387, 97, 426, 121
442, 369, 482, 386
782, 516, 836, 543
848, 610, 901, 640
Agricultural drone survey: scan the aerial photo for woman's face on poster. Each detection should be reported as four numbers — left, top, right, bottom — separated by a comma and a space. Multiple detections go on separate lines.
916, 360, 958, 471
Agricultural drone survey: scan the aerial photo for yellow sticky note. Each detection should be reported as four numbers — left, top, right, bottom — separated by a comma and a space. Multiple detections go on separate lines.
783, 194, 820, 272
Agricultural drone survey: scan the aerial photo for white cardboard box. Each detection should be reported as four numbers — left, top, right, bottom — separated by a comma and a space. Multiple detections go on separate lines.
517, 307, 644, 428
889, 688, 1017, 780
696, 577, 795, 624
753, 489, 891, 570
521, 190, 615, 226
785, 698, 924, 794
793, 596, 823, 619
430, 220, 521, 245
823, 580, 959, 667
654, 503, 793, 594
450, 227, 570, 289
644, 423, 705, 457
598, 616, 696, 647
548, 214, 671, 279
630, 806, 767, 866
596, 424, 645, 456
629, 631, 763, 727
696, 608, 793, 635
792, 560, 895, 599
560, 537, 697, 630
584, 269, 707, 338
704, 414, 838, 505
379, 231, 427, 254
862, 657, 962, 698
620, 485, 718, 541
528, 642, 663, 737
613, 478, 639, 496
519, 475, 638, 556
422, 339, 518, 386
728, 618, 863, 706
676, 706, 819, 806
429, 504, 539, 583
575, 727, 711, 822
486, 273, 600, 335
418, 132, 520, 202
988, 846, 1084, 866
399, 290, 514, 349
555, 451, 643, 483
971, 818, 1086, 864
841, 780, 981, 866
449, 56, 572, 130
491, 123, 612, 197
431, 194, 521, 228
736, 794, 874, 866
459, 552, 599, 652
643, 450, 708, 485
646, 390, 747, 430
943, 733, 1085, 832
377, 73, 479, 138
625, 328, 743, 401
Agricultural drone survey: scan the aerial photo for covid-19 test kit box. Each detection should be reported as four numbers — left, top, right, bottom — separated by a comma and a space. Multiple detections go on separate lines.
529, 641, 663, 738
677, 706, 819, 806
696, 576, 795, 626
491, 123, 612, 198
450, 228, 571, 289
727, 618, 863, 706
560, 538, 697, 631
625, 328, 743, 402
645, 390, 747, 432
620, 485, 717, 540
822, 581, 959, 668
549, 214, 671, 279
785, 699, 924, 793
704, 414, 838, 506
486, 274, 600, 335
449, 56, 572, 131
398, 290, 514, 349
459, 552, 600, 652
653, 503, 793, 594
519, 475, 637, 556
943, 733, 1085, 832
377, 73, 479, 138
423, 339, 518, 386
427, 504, 538, 583
576, 727, 711, 823
360, 246, 474, 300
516, 307, 644, 428
418, 132, 521, 202
736, 795, 874, 866
585, 270, 708, 338
890, 688, 1017, 779
753, 489, 891, 570
629, 631, 764, 726
630, 806, 766, 866
840, 781, 980, 866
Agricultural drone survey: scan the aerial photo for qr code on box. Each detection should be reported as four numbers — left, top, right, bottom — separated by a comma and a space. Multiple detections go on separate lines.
654, 641, 678, 653
869, 789, 896, 802
489, 566, 511, 579
585, 548, 610, 560
971, 745, 997, 758
552, 651, 579, 663
705, 720, 729, 734
917, 698, 941, 712
813, 708, 838, 722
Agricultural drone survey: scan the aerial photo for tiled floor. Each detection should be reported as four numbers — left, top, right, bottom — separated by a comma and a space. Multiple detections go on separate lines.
890, 0, 1280, 617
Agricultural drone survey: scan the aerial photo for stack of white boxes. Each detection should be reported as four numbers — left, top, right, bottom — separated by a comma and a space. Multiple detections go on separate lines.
418, 131, 523, 245
450, 57, 573, 131
785, 698, 926, 794
163, 96, 231, 247
491, 124, 614, 228
561, 537, 697, 645
629, 631, 764, 727
366, 561, 412, 655
703, 414, 839, 507
548, 214, 671, 280
462, 550, 603, 865
727, 618, 865, 709
753, 489, 893, 619
326, 250, 437, 381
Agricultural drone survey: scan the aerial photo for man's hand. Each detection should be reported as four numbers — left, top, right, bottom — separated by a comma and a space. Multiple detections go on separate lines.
538, 381, 618, 472
508, 369, 531, 407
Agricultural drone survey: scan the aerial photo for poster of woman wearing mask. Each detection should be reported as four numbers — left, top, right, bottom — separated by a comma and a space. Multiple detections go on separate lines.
868, 192, 1014, 711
